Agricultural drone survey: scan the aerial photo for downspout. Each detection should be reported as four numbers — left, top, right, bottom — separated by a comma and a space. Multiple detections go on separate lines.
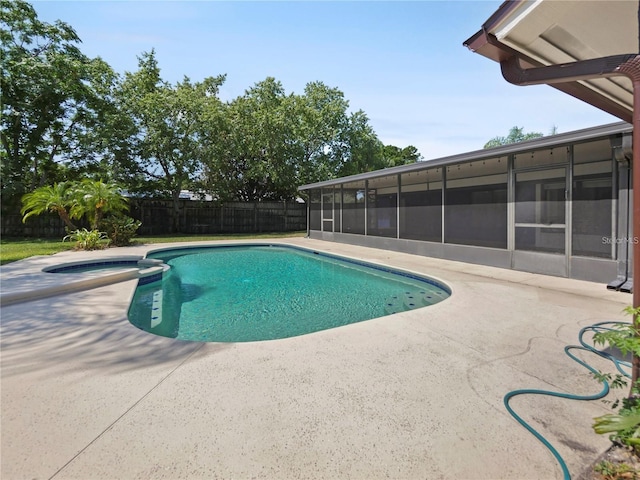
500, 52, 640, 390
610, 133, 633, 292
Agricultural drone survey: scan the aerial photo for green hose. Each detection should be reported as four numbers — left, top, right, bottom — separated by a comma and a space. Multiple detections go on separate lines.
503, 321, 632, 480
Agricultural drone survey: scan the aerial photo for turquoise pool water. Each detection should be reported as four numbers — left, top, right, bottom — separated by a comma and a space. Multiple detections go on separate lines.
127, 245, 450, 342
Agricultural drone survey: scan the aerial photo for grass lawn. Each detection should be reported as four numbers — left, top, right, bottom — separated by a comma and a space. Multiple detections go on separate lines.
0, 231, 306, 265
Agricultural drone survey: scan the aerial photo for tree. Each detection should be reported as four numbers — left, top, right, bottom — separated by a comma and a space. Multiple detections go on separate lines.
74, 179, 129, 229
20, 181, 79, 230
205, 77, 297, 201
113, 50, 226, 230
21, 179, 130, 231
1, 0, 116, 206
292, 81, 351, 185
202, 78, 395, 201
484, 126, 544, 148
336, 110, 384, 177
381, 145, 422, 168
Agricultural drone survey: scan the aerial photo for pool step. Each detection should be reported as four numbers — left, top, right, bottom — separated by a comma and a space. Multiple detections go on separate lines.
422, 289, 447, 305
384, 291, 427, 315
402, 292, 425, 309
384, 288, 448, 315
150, 289, 163, 328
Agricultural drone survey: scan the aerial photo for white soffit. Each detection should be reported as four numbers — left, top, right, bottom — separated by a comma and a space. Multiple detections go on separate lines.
487, 0, 637, 116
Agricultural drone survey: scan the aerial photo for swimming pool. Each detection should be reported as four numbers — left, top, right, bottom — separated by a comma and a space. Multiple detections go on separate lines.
127, 244, 451, 342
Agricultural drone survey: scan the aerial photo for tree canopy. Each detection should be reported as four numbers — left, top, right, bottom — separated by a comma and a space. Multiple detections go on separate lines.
1, 0, 117, 205
2, 0, 421, 223
483, 126, 544, 149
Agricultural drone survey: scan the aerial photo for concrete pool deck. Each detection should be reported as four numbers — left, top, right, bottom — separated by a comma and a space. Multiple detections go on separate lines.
0, 237, 633, 479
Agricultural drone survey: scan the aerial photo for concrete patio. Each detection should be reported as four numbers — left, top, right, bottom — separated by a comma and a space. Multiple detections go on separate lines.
0, 237, 632, 479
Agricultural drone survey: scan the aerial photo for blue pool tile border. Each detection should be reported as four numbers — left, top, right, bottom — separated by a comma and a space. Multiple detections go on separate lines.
47, 260, 140, 273
138, 272, 163, 285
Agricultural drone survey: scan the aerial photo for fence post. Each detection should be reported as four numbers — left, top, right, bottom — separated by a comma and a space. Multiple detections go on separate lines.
283, 199, 288, 231
254, 202, 258, 232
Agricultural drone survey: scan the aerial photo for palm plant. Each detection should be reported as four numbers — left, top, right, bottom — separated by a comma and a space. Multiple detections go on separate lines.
20, 182, 79, 230
75, 179, 129, 229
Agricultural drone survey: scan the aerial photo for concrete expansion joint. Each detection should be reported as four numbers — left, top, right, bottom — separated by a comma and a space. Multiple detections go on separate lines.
47, 343, 206, 480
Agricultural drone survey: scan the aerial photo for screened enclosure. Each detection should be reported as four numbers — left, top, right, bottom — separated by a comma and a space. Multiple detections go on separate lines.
300, 122, 632, 284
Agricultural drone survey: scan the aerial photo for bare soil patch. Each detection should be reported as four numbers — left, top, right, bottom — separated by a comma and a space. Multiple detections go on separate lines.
579, 444, 640, 480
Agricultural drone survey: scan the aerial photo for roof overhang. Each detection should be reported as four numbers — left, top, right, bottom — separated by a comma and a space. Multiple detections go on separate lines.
298, 121, 632, 191
464, 1, 640, 342
463, 0, 637, 123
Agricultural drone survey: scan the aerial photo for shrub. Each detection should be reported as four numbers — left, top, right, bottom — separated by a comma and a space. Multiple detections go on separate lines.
63, 228, 108, 250
593, 306, 640, 455
100, 215, 142, 247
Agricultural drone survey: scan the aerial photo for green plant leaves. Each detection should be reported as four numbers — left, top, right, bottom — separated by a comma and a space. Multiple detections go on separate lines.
593, 412, 640, 435
62, 228, 108, 250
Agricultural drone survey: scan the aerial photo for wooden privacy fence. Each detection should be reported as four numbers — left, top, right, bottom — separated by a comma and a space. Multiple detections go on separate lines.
131, 199, 307, 235
2, 199, 307, 237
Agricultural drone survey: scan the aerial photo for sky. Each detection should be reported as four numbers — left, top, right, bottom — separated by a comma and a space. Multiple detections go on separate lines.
32, 0, 621, 161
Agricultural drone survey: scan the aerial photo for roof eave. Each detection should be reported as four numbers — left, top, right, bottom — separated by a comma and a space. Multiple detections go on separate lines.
463, 29, 633, 124
298, 121, 631, 191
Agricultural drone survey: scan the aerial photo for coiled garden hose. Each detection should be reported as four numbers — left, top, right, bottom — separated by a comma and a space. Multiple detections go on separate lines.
503, 321, 632, 480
